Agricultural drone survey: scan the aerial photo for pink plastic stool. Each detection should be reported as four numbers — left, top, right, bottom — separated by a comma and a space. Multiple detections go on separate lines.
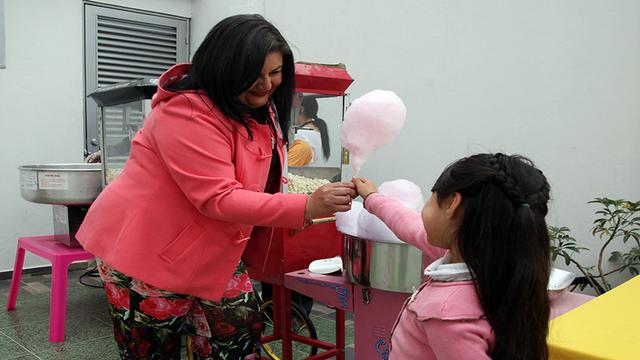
5, 235, 94, 342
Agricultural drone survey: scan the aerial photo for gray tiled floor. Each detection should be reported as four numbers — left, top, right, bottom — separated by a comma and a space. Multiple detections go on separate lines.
0, 268, 354, 360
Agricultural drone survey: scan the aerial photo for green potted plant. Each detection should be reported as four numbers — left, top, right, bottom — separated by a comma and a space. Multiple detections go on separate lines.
550, 198, 640, 295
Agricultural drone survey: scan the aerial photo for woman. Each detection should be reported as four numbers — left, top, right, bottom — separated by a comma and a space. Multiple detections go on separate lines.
77, 14, 355, 359
288, 96, 331, 166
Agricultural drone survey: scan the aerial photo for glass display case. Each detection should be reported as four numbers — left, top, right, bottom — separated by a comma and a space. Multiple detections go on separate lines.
246, 62, 355, 284
87, 78, 157, 187
284, 63, 354, 196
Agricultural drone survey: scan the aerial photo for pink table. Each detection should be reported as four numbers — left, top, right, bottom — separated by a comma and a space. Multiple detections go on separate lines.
6, 235, 94, 342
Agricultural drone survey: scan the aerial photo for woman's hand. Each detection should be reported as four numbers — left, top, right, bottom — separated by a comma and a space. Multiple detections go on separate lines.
305, 182, 357, 220
85, 150, 102, 163
352, 177, 378, 201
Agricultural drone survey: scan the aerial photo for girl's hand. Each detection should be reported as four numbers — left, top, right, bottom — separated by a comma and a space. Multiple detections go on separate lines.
352, 177, 378, 200
305, 182, 357, 220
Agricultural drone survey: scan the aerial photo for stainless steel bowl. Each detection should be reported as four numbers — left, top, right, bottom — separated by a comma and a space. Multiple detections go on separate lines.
18, 164, 102, 204
342, 234, 425, 293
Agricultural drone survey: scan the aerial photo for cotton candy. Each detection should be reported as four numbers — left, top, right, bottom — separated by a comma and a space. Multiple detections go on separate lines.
378, 179, 424, 212
341, 90, 406, 176
346, 179, 424, 243
357, 208, 403, 243
335, 200, 363, 237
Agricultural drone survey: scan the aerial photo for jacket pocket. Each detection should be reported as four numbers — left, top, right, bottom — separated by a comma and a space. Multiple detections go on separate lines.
244, 141, 268, 158
159, 221, 205, 263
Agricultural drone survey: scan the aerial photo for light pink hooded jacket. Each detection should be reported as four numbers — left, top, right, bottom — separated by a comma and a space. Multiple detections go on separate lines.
365, 193, 592, 359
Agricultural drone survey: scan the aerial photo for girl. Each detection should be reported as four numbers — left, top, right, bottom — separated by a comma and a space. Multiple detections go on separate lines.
353, 153, 551, 360
288, 96, 331, 166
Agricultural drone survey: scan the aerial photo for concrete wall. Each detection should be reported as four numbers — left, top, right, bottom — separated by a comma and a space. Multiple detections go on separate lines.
0, 0, 190, 271
262, 0, 640, 287
3, 0, 639, 289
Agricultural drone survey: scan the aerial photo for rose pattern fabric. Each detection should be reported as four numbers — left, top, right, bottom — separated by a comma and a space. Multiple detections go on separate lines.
130, 278, 172, 297
97, 259, 263, 359
192, 335, 213, 357
223, 273, 254, 298
213, 321, 237, 338
104, 282, 130, 310
139, 297, 175, 320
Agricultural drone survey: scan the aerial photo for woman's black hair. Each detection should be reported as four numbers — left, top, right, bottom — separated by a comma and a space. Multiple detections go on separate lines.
431, 153, 551, 360
169, 14, 294, 141
301, 96, 330, 160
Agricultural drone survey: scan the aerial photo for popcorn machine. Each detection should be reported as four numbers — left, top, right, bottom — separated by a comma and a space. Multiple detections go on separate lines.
87, 78, 157, 187
245, 63, 354, 285
245, 63, 354, 360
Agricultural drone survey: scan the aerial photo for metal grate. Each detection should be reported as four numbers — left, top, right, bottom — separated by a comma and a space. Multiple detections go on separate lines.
84, 4, 189, 153
96, 16, 178, 86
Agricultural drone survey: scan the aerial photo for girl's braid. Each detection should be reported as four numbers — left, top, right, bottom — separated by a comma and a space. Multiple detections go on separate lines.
489, 153, 526, 205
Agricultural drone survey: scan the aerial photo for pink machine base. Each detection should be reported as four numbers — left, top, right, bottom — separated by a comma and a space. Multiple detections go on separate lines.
285, 269, 408, 360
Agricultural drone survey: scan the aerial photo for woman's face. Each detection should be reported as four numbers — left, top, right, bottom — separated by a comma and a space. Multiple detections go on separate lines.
238, 51, 283, 109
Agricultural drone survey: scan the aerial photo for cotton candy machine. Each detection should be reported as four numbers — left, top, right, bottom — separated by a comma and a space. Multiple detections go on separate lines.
283, 179, 426, 359
338, 179, 427, 293
343, 234, 424, 293
18, 163, 102, 247
273, 69, 417, 358
284, 232, 426, 359
19, 164, 102, 204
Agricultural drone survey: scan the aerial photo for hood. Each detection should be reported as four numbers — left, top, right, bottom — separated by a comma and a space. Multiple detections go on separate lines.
151, 63, 283, 141
151, 63, 201, 108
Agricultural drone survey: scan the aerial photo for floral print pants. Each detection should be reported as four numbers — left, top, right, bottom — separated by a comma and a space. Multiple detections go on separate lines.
97, 259, 264, 360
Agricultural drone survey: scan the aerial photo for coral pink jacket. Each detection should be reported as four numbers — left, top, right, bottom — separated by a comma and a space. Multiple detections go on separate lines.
77, 64, 308, 301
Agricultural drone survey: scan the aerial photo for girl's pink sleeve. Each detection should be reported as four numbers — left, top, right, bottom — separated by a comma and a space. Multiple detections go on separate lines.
365, 193, 446, 262
423, 319, 492, 360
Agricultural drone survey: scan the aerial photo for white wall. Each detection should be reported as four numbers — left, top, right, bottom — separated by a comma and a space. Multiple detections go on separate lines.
260, 0, 640, 287
3, 0, 639, 289
190, 0, 265, 52
0, 0, 191, 272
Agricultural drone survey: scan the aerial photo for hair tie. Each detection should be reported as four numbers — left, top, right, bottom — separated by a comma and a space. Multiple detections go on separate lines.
520, 203, 530, 208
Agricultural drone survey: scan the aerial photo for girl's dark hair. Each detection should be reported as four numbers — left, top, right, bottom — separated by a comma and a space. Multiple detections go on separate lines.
301, 96, 330, 160
170, 14, 294, 141
432, 153, 551, 360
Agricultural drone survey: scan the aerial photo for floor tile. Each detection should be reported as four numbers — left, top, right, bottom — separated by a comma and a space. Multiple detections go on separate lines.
311, 316, 355, 348
1, 286, 108, 329
344, 347, 355, 359
310, 303, 334, 316
33, 335, 120, 360
0, 331, 32, 360
22, 282, 52, 295
1, 293, 51, 330
0, 312, 112, 353
63, 288, 111, 325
